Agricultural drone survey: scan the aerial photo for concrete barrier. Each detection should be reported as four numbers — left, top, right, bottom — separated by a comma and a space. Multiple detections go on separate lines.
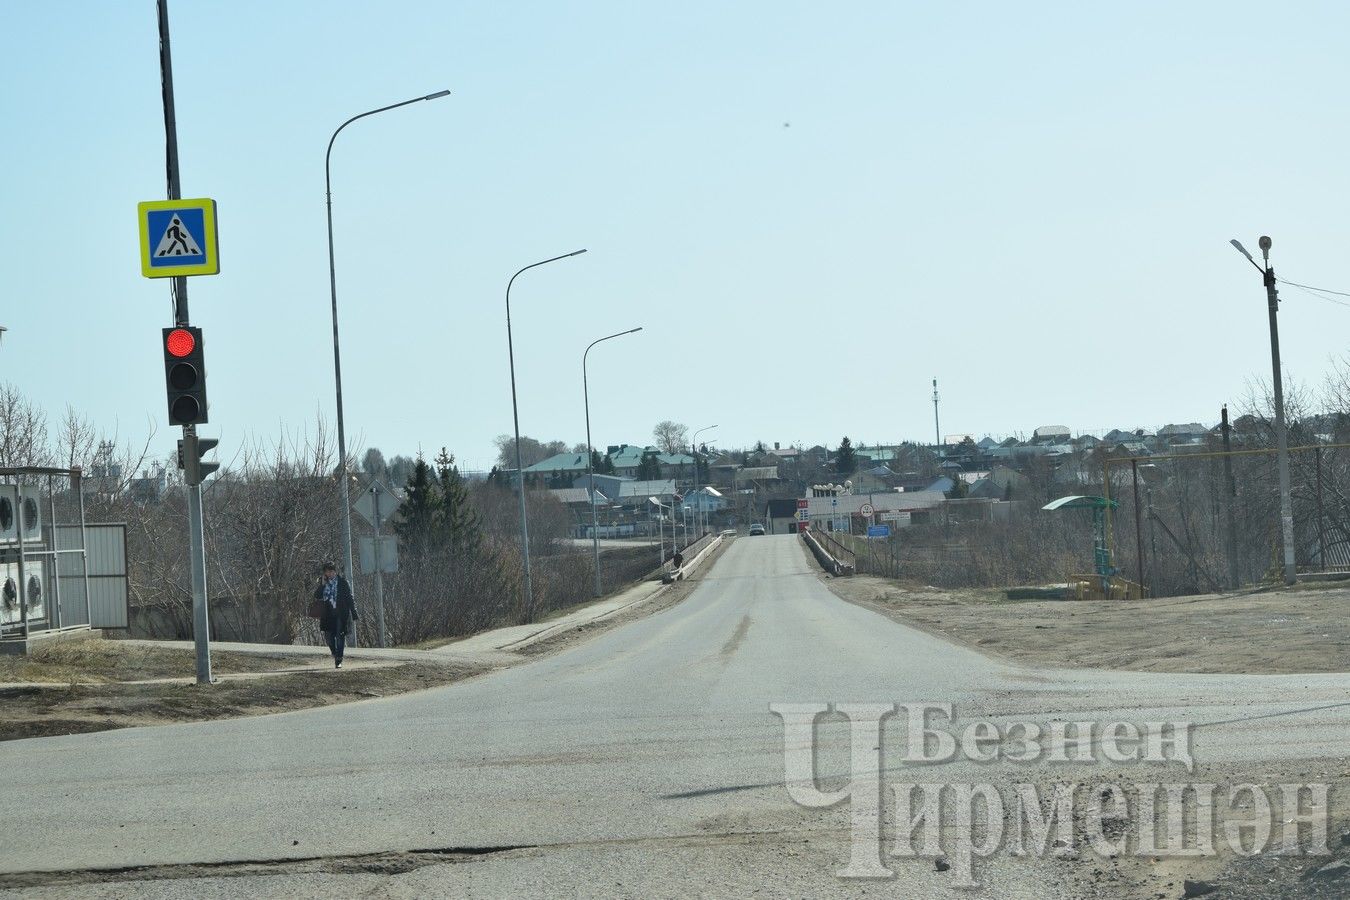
661, 533, 724, 582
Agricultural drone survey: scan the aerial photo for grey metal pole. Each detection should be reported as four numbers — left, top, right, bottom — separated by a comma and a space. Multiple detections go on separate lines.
46, 475, 62, 629
325, 90, 450, 644
506, 250, 587, 622
584, 326, 642, 597
691, 424, 718, 538
158, 0, 211, 683
187, 481, 211, 682
13, 485, 28, 639
932, 378, 940, 447
75, 469, 91, 626
371, 483, 388, 646
1263, 257, 1297, 585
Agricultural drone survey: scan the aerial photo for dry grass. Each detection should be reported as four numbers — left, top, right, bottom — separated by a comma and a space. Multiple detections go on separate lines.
824, 575, 1350, 675
0, 637, 315, 685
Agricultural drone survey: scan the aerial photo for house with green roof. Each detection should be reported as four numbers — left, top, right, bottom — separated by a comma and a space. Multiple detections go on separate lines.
605, 444, 695, 480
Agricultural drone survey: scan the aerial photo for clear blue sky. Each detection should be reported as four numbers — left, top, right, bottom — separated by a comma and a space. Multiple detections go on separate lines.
4, 2, 1349, 472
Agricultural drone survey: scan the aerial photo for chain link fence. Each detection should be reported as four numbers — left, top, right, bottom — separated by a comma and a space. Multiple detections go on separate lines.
1104, 443, 1350, 597
825, 442, 1350, 599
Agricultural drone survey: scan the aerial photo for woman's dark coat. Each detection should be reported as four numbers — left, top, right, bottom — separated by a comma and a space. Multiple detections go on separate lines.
314, 576, 358, 633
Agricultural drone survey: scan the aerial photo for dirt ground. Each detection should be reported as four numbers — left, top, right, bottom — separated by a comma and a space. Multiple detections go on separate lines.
0, 638, 490, 742
822, 575, 1350, 675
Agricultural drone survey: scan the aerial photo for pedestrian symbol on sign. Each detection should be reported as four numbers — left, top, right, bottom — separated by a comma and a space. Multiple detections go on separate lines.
137, 198, 219, 278
154, 215, 202, 258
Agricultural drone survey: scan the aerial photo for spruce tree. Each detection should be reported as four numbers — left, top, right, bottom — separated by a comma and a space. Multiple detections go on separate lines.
434, 447, 482, 559
395, 453, 442, 555
836, 436, 857, 476
637, 450, 662, 481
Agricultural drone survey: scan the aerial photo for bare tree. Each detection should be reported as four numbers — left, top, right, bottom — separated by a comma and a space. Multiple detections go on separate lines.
652, 420, 688, 455
0, 383, 50, 468
360, 446, 387, 476
493, 434, 568, 469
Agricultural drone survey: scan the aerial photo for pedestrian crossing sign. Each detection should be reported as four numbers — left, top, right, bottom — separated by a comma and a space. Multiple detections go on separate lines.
138, 198, 219, 277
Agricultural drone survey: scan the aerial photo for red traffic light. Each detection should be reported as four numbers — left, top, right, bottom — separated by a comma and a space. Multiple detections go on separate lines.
165, 328, 196, 358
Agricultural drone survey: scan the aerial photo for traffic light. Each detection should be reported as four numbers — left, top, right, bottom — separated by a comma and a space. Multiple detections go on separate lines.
178, 434, 220, 486
162, 326, 209, 425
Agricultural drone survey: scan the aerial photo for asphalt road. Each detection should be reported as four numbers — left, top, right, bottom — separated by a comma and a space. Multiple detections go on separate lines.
5, 536, 1349, 898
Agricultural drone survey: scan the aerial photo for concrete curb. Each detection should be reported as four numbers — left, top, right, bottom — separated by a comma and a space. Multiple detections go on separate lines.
499, 534, 728, 652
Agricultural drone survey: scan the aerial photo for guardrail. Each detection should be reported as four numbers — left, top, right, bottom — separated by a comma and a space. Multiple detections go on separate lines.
802, 528, 854, 576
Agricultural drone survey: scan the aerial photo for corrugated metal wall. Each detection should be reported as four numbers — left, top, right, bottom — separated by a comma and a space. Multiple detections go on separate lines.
55, 524, 128, 629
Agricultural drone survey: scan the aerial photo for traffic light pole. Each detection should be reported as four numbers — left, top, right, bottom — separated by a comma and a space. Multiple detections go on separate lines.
159, 0, 211, 684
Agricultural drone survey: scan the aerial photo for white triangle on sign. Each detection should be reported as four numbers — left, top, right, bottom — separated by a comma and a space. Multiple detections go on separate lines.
153, 215, 203, 258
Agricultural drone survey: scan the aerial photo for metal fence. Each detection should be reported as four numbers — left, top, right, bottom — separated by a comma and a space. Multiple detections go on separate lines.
1103, 443, 1350, 597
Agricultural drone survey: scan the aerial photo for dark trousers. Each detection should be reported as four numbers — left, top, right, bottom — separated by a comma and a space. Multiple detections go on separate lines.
325, 627, 346, 662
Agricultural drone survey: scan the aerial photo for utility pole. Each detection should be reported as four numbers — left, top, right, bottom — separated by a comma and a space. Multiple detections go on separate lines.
932, 378, 940, 447
158, 0, 211, 684
1220, 404, 1240, 589
1230, 237, 1296, 585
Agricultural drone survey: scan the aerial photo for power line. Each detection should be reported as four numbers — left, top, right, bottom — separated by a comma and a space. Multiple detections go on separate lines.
1280, 278, 1350, 298
1280, 279, 1350, 309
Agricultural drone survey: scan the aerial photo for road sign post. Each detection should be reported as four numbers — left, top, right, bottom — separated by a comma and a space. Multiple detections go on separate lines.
372, 485, 386, 647
150, 0, 222, 685
355, 480, 396, 647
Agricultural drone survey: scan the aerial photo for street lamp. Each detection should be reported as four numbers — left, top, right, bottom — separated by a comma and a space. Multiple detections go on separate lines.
1230, 236, 1296, 585
583, 326, 643, 597
507, 249, 588, 621
691, 424, 718, 537
325, 89, 450, 647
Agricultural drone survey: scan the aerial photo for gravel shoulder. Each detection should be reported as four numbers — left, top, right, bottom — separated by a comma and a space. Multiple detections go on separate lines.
820, 574, 1350, 675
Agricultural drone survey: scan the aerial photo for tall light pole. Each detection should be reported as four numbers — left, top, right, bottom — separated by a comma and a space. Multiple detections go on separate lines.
691, 424, 718, 537
507, 249, 588, 621
1230, 236, 1296, 585
584, 326, 643, 597
325, 89, 450, 647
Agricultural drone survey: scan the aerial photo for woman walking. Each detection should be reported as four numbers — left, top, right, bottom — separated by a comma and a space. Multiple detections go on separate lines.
314, 562, 358, 668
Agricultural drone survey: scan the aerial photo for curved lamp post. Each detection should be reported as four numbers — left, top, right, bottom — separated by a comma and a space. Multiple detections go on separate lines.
507, 249, 587, 621
690, 424, 718, 537
325, 89, 450, 647
583, 326, 643, 596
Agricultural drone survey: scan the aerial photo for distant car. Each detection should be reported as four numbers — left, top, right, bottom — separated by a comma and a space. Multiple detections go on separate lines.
748, 523, 766, 536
